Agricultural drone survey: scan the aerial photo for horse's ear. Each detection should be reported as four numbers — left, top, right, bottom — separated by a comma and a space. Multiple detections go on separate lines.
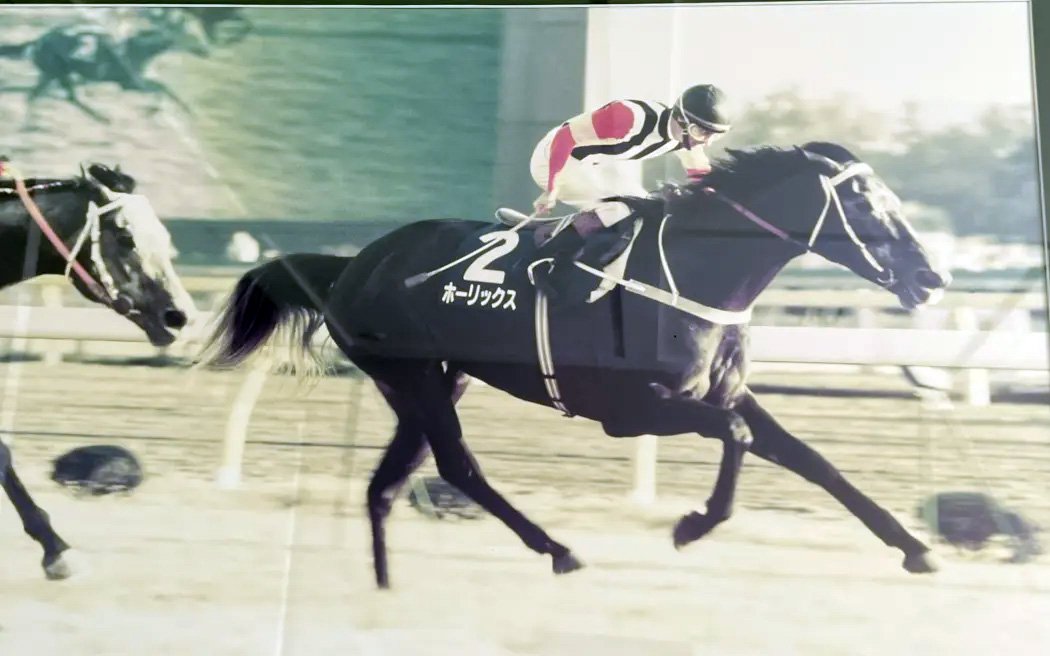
800, 148, 843, 174
802, 141, 856, 165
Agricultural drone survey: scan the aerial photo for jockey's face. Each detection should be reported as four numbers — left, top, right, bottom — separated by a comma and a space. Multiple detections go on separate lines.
669, 113, 719, 147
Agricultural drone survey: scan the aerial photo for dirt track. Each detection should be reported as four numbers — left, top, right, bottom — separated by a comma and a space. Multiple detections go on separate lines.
0, 361, 1047, 655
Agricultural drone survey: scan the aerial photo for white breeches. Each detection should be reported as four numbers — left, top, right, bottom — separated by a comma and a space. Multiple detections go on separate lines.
529, 127, 647, 228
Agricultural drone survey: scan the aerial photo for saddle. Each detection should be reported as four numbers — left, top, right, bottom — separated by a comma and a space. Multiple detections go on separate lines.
493, 206, 642, 304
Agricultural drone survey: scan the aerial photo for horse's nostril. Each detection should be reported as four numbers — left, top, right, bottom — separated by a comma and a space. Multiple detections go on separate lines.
164, 309, 188, 329
915, 268, 949, 289
112, 296, 133, 316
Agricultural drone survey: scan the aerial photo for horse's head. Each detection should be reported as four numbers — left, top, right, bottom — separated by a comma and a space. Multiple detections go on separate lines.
76, 164, 198, 346
675, 143, 951, 311
796, 142, 951, 309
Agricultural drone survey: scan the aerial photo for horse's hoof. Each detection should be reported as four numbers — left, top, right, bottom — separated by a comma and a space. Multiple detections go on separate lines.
673, 511, 707, 550
903, 550, 940, 574
552, 551, 585, 575
43, 550, 80, 581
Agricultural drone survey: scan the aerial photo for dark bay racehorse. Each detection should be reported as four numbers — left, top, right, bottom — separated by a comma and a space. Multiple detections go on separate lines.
202, 142, 952, 589
1, 162, 196, 579
0, 25, 208, 123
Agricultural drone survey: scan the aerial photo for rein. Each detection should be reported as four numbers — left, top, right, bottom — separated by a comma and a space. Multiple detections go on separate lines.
703, 162, 874, 254
5, 165, 113, 304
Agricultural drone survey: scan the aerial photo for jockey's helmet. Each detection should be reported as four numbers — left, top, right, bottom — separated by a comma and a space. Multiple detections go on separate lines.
672, 84, 733, 140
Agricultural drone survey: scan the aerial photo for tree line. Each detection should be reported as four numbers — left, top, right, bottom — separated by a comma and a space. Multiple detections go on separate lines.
683, 88, 1041, 243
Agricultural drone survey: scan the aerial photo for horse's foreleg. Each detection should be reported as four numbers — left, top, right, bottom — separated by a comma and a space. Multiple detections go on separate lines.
0, 442, 74, 579
406, 364, 583, 577
672, 415, 752, 549
604, 392, 753, 549
734, 391, 937, 573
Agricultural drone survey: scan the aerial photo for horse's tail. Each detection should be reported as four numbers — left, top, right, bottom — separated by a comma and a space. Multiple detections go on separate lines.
198, 253, 352, 376
0, 41, 32, 59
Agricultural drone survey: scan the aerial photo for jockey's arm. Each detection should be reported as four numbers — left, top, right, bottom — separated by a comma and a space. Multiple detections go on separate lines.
546, 100, 640, 195
674, 144, 713, 183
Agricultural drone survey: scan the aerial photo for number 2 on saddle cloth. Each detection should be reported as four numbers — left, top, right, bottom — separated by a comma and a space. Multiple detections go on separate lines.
390, 218, 641, 364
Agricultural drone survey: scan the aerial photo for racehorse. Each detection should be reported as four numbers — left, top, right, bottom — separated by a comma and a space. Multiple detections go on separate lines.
1, 161, 196, 579
0, 25, 208, 124
201, 142, 952, 589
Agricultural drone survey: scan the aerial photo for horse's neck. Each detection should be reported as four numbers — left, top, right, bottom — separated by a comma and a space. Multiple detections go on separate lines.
0, 190, 87, 287
648, 211, 796, 313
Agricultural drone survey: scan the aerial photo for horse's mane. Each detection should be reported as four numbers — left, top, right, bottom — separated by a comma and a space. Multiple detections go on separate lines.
612, 141, 857, 221
0, 163, 136, 197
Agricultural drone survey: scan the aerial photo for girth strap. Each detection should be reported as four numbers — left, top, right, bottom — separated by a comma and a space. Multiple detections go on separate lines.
533, 290, 573, 417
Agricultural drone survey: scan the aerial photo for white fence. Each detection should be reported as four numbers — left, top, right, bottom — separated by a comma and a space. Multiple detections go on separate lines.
0, 291, 1046, 498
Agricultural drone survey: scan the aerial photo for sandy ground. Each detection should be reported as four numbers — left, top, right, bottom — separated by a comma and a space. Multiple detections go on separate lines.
0, 361, 1047, 655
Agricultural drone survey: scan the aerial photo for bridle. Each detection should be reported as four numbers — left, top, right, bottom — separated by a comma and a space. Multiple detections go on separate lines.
703, 153, 893, 286
7, 165, 131, 313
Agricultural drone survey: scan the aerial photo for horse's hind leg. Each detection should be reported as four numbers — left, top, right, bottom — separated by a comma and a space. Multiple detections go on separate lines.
734, 392, 936, 574
366, 372, 470, 589
367, 383, 430, 589
367, 358, 581, 580
0, 442, 74, 579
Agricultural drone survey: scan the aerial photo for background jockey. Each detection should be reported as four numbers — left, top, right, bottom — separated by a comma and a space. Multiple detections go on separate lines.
528, 83, 734, 304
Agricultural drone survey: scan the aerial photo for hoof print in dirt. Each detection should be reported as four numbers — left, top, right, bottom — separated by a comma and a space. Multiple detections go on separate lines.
51, 445, 144, 497
407, 476, 484, 520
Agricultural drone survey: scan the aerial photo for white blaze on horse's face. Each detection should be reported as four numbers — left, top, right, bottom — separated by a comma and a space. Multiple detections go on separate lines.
91, 186, 198, 342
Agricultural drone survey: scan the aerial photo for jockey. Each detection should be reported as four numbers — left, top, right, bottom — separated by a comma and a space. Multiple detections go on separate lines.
528, 83, 733, 305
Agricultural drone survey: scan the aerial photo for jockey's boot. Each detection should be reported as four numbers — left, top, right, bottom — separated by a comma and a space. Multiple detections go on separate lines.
531, 210, 629, 309
529, 209, 594, 307
530, 223, 586, 304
